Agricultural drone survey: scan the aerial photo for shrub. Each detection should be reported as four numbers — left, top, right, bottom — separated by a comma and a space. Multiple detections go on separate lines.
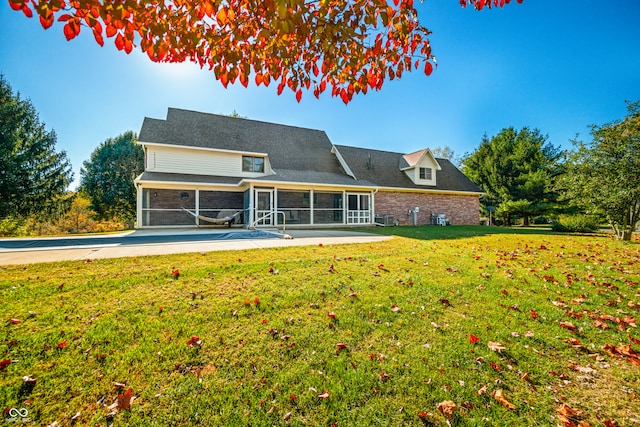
0, 216, 26, 237
552, 215, 600, 233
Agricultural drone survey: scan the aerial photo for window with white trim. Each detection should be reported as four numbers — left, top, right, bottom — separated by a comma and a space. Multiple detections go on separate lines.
242, 156, 265, 173
419, 167, 432, 180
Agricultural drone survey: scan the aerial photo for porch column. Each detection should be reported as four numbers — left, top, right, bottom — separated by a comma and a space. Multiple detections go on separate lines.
195, 189, 200, 227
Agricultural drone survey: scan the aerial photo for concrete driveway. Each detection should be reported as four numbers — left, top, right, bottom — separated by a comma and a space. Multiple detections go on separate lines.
0, 228, 391, 265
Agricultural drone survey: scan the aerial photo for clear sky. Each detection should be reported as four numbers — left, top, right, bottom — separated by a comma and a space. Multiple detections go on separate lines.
1, 1, 639, 189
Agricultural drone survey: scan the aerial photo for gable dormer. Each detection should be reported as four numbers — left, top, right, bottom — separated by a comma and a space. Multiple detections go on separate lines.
400, 149, 442, 186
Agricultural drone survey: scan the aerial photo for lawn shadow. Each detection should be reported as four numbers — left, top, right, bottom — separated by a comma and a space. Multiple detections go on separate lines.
358, 225, 610, 241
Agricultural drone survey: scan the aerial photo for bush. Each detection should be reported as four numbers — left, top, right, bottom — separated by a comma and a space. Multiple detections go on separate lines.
0, 216, 26, 237
552, 215, 600, 233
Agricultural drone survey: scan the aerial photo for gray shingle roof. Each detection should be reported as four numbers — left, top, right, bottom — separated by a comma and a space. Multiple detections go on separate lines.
139, 108, 345, 175
136, 171, 243, 186
138, 108, 481, 193
334, 145, 482, 193
254, 169, 375, 187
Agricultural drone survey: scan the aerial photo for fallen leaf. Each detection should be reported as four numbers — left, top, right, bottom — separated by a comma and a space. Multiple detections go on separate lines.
437, 400, 457, 417
186, 336, 202, 347
493, 389, 516, 410
0, 359, 12, 370
327, 312, 336, 319
390, 305, 400, 312
116, 387, 134, 411
317, 390, 329, 399
559, 321, 576, 331
556, 403, 584, 426
469, 334, 480, 344
283, 411, 292, 422
487, 341, 506, 352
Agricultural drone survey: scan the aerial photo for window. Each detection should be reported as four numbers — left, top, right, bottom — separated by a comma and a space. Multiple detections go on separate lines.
242, 156, 265, 173
419, 167, 432, 180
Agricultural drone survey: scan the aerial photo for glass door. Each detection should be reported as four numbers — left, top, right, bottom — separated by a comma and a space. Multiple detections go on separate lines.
255, 189, 274, 226
346, 193, 371, 224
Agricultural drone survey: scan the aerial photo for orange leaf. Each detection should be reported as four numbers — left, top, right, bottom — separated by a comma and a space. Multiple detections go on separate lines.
493, 389, 516, 410
559, 321, 576, 331
469, 334, 480, 344
63, 22, 77, 40
115, 33, 125, 50
216, 7, 227, 26
106, 24, 117, 38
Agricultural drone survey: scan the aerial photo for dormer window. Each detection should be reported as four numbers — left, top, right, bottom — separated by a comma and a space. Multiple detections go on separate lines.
419, 167, 432, 180
243, 156, 265, 173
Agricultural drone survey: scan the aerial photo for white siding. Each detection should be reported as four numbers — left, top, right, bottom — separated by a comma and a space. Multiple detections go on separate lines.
404, 156, 438, 186
145, 145, 271, 178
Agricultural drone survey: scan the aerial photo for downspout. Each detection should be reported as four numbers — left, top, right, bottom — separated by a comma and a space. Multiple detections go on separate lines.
372, 187, 379, 224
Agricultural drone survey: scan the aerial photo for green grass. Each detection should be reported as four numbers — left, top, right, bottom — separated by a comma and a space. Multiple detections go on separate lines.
1, 227, 639, 426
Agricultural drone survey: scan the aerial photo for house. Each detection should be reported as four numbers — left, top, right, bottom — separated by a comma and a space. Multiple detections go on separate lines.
134, 108, 482, 228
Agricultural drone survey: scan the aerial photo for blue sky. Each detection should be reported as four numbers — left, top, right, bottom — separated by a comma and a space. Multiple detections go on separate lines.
1, 1, 639, 189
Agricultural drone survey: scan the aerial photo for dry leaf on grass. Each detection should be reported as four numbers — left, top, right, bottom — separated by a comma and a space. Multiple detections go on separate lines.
487, 341, 506, 352
437, 400, 457, 417
492, 389, 516, 410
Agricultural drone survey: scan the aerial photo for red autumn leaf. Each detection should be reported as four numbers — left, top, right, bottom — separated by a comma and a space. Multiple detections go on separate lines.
336, 342, 348, 351
8, 318, 21, 324
8, 0, 22, 11
261, 319, 267, 324
295, 89, 302, 103
116, 387, 134, 411
317, 390, 330, 399
530, 309, 538, 320
327, 312, 336, 319
559, 321, 576, 331
0, 359, 12, 371
57, 340, 68, 349
469, 334, 480, 344
254, 297, 259, 305
390, 304, 400, 312
186, 336, 202, 347
424, 61, 433, 76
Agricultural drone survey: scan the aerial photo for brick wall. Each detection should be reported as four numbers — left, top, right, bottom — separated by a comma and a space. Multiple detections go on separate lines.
375, 191, 480, 225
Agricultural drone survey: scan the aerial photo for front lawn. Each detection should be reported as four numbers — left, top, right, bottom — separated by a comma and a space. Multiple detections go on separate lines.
1, 228, 638, 426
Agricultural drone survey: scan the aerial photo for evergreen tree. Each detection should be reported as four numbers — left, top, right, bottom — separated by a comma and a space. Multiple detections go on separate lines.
0, 75, 73, 219
462, 127, 563, 225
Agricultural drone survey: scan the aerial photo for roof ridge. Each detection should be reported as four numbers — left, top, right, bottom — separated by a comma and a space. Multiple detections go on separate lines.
166, 107, 327, 135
